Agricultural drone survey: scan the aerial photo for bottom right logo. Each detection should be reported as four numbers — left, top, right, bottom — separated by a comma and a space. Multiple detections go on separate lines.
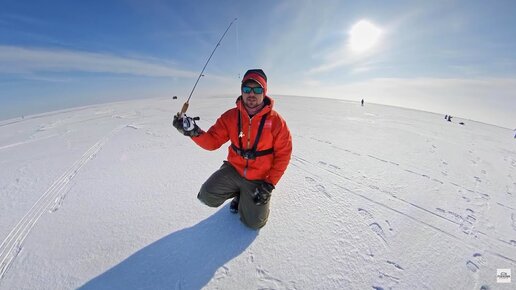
497, 269, 511, 283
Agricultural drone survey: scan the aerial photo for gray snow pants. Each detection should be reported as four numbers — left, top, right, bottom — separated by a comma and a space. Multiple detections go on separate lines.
197, 162, 270, 229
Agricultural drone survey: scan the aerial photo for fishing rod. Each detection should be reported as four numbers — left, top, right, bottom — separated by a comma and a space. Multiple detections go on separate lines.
178, 18, 238, 117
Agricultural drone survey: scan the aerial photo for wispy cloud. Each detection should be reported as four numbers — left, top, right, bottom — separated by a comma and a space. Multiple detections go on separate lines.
0, 13, 48, 26
0, 45, 198, 78
308, 48, 367, 74
307, 26, 386, 75
306, 5, 436, 76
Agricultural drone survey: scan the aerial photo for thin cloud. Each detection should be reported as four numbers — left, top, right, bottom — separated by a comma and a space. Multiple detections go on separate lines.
308, 44, 387, 75
0, 13, 48, 26
307, 29, 385, 75
0, 45, 198, 78
307, 6, 430, 75
308, 51, 358, 74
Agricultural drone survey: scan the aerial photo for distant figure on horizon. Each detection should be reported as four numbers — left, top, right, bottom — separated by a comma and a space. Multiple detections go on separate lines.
445, 114, 448, 120
447, 115, 452, 122
173, 69, 292, 230
361, 99, 364, 106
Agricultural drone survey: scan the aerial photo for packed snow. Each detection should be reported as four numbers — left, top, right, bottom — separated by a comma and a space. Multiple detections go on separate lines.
0, 95, 515, 289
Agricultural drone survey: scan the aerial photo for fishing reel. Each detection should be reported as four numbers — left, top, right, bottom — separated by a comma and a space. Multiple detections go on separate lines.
181, 114, 200, 131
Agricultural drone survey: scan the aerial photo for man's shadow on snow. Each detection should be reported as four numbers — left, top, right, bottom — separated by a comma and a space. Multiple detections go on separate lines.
79, 205, 258, 290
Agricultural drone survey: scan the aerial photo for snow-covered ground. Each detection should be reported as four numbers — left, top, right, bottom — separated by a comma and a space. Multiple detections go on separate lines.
0, 95, 514, 289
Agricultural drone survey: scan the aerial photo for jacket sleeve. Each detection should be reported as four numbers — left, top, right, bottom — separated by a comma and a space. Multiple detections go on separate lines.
191, 114, 230, 151
266, 115, 292, 186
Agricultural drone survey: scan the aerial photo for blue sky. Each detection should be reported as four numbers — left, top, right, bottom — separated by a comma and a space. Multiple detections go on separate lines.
1, 0, 515, 128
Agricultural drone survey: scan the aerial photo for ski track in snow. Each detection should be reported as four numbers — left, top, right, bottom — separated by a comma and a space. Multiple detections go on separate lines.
0, 125, 125, 280
291, 153, 516, 266
0, 134, 59, 151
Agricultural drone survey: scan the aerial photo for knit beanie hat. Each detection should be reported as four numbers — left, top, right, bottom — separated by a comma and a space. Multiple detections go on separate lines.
242, 69, 267, 95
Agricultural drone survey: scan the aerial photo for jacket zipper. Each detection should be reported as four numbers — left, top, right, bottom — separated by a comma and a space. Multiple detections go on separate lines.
243, 116, 253, 177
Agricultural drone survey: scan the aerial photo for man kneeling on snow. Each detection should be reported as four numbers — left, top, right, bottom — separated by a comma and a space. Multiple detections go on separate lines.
173, 69, 292, 229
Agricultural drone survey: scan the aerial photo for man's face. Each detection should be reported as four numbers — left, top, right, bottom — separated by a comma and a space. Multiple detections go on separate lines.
242, 81, 264, 109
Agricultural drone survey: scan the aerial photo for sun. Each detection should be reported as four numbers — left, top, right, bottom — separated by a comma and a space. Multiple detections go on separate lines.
349, 20, 382, 53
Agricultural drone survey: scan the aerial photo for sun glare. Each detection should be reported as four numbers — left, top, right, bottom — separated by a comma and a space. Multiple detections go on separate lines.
349, 20, 382, 53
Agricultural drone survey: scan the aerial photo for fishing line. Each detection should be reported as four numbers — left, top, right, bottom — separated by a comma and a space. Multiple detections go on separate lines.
178, 18, 238, 116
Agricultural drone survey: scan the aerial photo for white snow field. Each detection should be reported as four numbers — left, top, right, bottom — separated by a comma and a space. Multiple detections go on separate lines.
0, 95, 515, 289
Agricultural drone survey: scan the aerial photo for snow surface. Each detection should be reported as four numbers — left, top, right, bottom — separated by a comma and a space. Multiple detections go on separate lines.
0, 95, 515, 289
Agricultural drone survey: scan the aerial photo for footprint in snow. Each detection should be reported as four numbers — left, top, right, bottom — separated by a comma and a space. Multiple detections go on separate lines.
386, 260, 404, 271
317, 160, 342, 171
305, 176, 332, 198
466, 260, 479, 272
358, 208, 388, 245
466, 253, 485, 273
385, 220, 393, 231
329, 164, 341, 170
256, 265, 285, 288
213, 266, 229, 281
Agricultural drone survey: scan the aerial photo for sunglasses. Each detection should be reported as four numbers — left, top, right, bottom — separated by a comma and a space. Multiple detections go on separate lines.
242, 86, 264, 94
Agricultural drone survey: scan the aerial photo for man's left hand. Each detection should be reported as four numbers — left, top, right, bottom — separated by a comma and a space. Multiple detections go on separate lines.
252, 182, 274, 205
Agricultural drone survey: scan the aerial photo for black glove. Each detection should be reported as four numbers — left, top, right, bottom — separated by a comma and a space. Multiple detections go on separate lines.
252, 182, 275, 205
173, 114, 201, 137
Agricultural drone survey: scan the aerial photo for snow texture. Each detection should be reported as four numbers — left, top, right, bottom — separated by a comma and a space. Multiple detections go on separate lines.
0, 95, 515, 289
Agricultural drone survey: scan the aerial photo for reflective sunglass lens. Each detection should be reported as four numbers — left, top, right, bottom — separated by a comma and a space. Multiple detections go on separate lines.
253, 87, 263, 94
242, 86, 263, 94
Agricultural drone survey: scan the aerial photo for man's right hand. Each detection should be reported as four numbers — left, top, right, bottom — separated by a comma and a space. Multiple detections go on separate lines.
173, 114, 201, 137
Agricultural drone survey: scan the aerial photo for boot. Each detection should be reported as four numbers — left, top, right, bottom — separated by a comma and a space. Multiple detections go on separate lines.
230, 195, 239, 214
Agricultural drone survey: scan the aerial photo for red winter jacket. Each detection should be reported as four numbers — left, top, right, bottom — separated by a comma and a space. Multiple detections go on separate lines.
192, 96, 292, 186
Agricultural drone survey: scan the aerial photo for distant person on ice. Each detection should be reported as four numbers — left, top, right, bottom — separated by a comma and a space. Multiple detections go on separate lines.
361, 99, 364, 106
173, 69, 292, 229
